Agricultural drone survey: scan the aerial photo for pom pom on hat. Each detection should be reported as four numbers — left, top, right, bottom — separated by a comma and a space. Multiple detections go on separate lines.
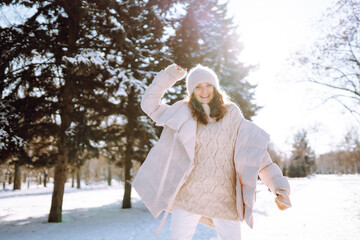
186, 64, 220, 95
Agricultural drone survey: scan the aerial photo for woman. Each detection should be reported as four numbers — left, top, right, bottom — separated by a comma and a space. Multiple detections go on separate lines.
133, 64, 291, 239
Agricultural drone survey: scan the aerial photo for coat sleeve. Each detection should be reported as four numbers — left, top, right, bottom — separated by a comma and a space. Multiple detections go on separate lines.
141, 64, 186, 122
258, 152, 291, 196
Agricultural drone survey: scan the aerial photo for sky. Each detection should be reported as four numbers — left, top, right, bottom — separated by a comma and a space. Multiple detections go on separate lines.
227, 0, 359, 156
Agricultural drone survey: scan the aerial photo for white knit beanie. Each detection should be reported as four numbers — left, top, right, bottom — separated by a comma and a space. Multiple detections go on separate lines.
186, 64, 220, 95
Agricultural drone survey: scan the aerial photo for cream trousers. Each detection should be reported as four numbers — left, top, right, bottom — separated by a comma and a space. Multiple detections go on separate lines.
169, 207, 241, 240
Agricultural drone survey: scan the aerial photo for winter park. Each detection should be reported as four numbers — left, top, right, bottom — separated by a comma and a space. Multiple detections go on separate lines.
1, 0, 360, 240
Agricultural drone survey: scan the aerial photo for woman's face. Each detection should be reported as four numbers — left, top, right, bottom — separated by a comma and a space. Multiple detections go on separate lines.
193, 82, 214, 104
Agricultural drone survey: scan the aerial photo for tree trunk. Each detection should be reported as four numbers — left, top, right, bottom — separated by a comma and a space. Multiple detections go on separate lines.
48, 82, 73, 222
2, 169, 6, 190
13, 162, 21, 190
38, 174, 42, 185
48, 149, 68, 222
48, 0, 81, 222
27, 172, 31, 189
22, 172, 27, 184
122, 86, 136, 209
76, 166, 81, 189
107, 159, 112, 186
84, 162, 90, 185
48, 52, 74, 222
43, 169, 48, 187
8, 173, 12, 185
71, 168, 75, 188
122, 158, 132, 208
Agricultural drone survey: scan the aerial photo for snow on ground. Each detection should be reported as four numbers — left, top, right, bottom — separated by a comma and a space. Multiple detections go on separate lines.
0, 174, 359, 240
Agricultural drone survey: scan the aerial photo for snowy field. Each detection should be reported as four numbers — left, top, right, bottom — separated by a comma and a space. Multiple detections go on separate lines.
1, 174, 359, 240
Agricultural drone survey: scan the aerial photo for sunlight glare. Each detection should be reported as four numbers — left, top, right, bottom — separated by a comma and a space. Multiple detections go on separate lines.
232, 2, 311, 71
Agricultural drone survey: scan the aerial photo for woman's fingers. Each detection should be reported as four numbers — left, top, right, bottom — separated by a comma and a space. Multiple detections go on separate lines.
175, 65, 187, 72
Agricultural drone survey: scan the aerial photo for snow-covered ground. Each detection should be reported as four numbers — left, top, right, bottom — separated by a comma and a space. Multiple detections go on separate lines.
1, 174, 359, 240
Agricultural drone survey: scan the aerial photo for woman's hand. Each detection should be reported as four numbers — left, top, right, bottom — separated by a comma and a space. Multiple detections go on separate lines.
275, 189, 292, 210
164, 63, 187, 81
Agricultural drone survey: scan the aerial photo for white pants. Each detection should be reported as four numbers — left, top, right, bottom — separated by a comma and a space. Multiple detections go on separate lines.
169, 207, 241, 240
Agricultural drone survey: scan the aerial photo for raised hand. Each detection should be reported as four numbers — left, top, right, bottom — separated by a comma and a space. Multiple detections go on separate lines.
164, 63, 187, 81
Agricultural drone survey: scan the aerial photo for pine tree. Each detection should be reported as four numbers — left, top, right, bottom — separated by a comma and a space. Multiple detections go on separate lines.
0, 99, 27, 190
166, 0, 259, 119
288, 130, 316, 177
1, 0, 184, 220
103, 0, 181, 208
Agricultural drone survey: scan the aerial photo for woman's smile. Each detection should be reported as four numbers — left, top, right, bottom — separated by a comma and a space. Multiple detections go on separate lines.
193, 82, 214, 104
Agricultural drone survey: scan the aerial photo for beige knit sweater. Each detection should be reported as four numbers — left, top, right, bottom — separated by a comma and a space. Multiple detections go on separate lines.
173, 103, 242, 221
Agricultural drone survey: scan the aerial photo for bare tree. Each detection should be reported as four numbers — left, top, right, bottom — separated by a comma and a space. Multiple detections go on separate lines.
296, 0, 360, 121
316, 127, 360, 174
340, 129, 360, 173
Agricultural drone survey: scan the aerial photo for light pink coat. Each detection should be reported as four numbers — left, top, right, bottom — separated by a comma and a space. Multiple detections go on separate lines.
132, 69, 290, 234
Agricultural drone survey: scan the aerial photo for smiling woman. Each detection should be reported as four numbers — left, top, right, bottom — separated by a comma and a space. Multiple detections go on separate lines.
186, 65, 219, 105
133, 63, 291, 239
193, 83, 214, 104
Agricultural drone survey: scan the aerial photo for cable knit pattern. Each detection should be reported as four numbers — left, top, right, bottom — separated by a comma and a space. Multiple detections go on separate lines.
174, 103, 242, 221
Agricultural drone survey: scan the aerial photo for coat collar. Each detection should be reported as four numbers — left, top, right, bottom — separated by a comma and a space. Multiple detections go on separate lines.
155, 100, 192, 131
155, 100, 197, 162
